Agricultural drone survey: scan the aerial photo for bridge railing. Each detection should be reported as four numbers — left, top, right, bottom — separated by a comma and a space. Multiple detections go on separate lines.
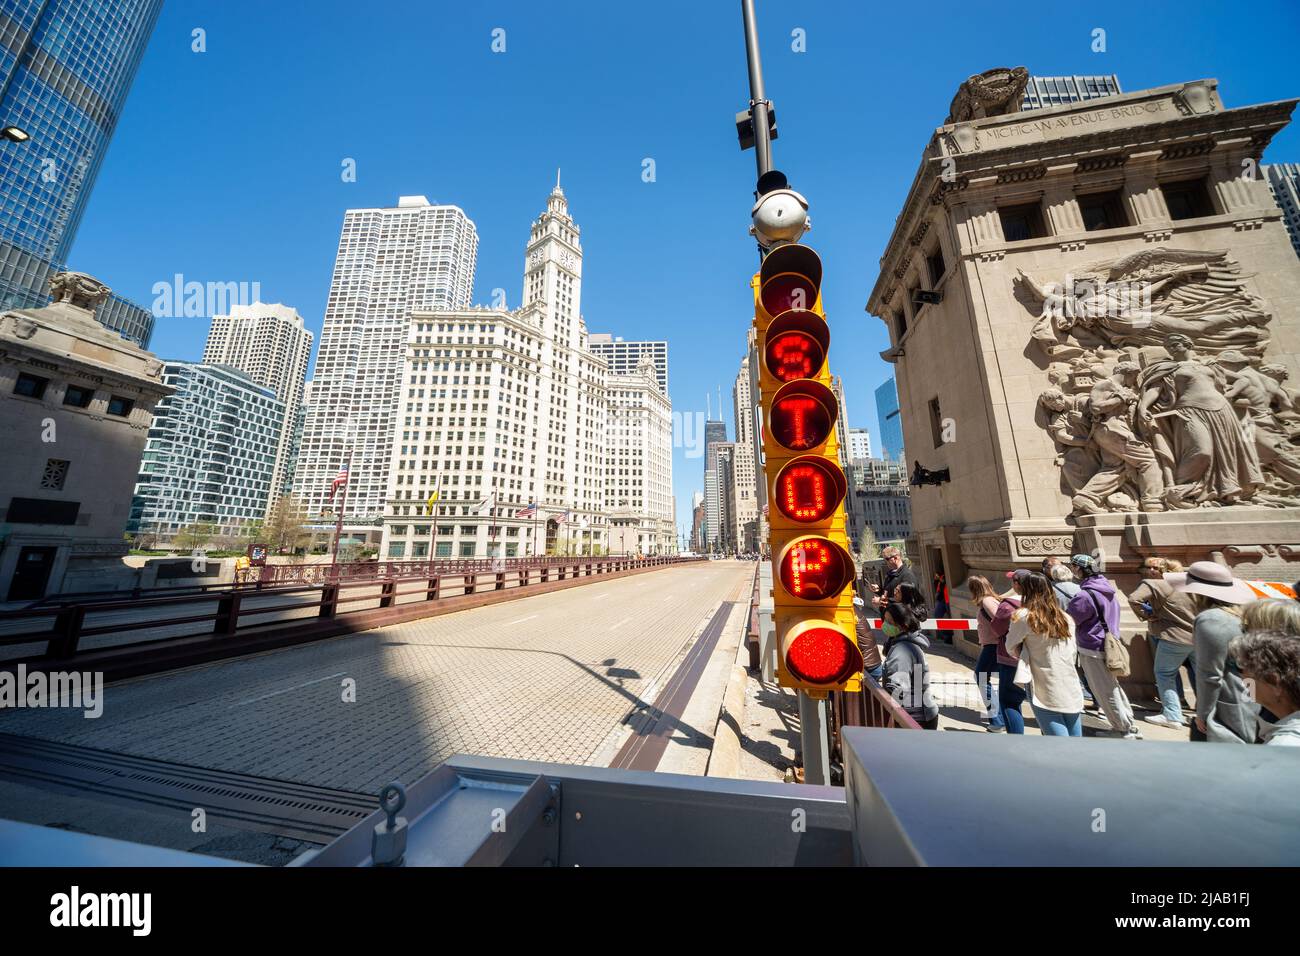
0, 555, 704, 667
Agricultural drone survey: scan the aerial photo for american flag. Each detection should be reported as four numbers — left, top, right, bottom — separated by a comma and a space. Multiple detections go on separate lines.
515, 501, 538, 518
329, 464, 349, 499
554, 509, 570, 525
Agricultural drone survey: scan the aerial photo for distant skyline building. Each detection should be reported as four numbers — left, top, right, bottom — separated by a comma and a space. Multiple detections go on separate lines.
875, 377, 905, 461
129, 362, 285, 541
831, 375, 851, 470
605, 355, 675, 554
730, 354, 758, 553
703, 417, 727, 550
1022, 74, 1122, 110
202, 302, 312, 506
848, 427, 872, 462
294, 196, 479, 527
0, 0, 164, 346
1264, 163, 1300, 259
588, 334, 668, 392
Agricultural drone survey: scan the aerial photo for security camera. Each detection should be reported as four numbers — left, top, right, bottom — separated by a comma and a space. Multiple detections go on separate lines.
750, 187, 810, 249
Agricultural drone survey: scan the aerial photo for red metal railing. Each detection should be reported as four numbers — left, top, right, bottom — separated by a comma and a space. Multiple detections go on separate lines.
0, 555, 703, 667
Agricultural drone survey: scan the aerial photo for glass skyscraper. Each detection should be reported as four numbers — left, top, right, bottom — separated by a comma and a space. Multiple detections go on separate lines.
875, 376, 905, 462
0, 0, 163, 345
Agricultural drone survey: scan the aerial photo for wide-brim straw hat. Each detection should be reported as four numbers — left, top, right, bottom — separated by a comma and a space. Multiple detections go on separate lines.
1165, 561, 1256, 605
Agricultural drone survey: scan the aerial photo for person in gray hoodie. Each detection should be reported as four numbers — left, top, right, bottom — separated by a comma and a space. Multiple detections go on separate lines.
881, 601, 939, 729
1065, 554, 1141, 739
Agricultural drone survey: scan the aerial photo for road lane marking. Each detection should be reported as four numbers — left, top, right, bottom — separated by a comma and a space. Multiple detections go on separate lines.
507, 614, 539, 625
233, 672, 346, 707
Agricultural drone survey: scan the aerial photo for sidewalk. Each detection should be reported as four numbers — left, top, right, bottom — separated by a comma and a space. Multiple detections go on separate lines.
924, 640, 1192, 741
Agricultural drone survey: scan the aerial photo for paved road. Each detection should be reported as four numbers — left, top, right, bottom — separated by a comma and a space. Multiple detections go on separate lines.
0, 561, 754, 794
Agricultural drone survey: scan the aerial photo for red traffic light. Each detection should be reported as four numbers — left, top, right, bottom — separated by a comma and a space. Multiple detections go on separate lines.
769, 379, 837, 451
774, 456, 847, 523
777, 535, 855, 601
759, 244, 822, 317
764, 309, 828, 383
784, 620, 864, 686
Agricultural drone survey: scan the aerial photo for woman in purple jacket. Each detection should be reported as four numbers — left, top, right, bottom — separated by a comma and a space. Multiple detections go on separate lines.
1065, 554, 1142, 740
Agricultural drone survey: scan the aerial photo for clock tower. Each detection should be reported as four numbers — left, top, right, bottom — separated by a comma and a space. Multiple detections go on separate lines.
522, 169, 583, 350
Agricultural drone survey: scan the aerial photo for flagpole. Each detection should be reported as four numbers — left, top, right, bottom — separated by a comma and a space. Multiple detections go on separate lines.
429, 474, 440, 566
490, 490, 498, 557
533, 503, 539, 557
329, 448, 353, 579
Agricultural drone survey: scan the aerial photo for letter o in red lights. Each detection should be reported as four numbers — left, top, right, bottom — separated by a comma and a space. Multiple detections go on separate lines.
774, 456, 847, 523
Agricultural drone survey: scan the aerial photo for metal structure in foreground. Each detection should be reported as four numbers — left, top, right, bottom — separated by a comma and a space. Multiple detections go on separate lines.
5, 729, 1296, 866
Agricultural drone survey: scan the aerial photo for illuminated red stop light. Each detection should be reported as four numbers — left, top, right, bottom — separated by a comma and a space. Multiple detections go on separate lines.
763, 309, 829, 384
774, 456, 847, 522
769, 379, 836, 451
777, 535, 855, 600
784, 621, 864, 686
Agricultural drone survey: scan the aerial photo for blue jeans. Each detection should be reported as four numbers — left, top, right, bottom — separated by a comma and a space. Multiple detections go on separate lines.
997, 662, 1026, 734
974, 644, 1004, 728
1153, 637, 1195, 721
1032, 705, 1083, 737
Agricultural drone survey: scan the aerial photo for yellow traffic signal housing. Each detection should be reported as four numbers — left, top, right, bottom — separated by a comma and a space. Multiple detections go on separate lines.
752, 243, 862, 697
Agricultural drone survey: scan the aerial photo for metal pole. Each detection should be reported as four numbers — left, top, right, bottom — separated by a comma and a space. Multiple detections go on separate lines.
740, 0, 773, 178
329, 448, 353, 579
798, 693, 831, 786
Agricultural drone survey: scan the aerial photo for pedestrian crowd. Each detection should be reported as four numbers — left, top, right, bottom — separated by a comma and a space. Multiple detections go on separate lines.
857, 546, 1300, 746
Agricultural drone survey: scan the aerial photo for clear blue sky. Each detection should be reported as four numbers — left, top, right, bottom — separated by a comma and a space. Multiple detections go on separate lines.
66, 0, 1300, 540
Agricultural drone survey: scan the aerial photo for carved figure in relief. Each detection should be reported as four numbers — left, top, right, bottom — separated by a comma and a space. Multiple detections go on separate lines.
1038, 388, 1100, 495
1072, 380, 1165, 514
1217, 351, 1300, 488
1137, 335, 1263, 508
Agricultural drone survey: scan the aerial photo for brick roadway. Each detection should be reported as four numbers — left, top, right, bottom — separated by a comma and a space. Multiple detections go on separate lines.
0, 561, 753, 794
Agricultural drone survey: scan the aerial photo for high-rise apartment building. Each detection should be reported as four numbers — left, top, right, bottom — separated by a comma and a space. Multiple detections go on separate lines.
588, 334, 668, 392
1264, 163, 1300, 259
295, 196, 478, 532
202, 302, 312, 507
1022, 75, 1121, 111
0, 0, 163, 346
831, 374, 851, 470
129, 362, 285, 541
875, 377, 904, 461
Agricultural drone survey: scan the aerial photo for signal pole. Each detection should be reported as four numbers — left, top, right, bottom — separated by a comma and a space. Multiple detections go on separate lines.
737, 0, 836, 787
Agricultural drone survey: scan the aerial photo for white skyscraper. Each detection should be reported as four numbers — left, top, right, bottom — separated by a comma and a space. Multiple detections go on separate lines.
295, 197, 478, 530
381, 179, 617, 559
731, 354, 758, 553
202, 302, 312, 508
848, 428, 872, 462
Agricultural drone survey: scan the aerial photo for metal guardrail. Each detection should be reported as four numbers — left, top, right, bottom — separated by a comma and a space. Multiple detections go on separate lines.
0, 556, 702, 667
245, 554, 677, 587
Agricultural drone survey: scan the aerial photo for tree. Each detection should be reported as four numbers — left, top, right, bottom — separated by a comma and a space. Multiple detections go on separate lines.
264, 495, 310, 554
173, 522, 216, 553
857, 525, 882, 567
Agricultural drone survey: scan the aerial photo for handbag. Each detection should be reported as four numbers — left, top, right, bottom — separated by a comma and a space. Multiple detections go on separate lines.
1083, 587, 1130, 676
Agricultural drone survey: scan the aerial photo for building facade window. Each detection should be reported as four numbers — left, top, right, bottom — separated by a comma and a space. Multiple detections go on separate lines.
1160, 178, 1215, 221
999, 202, 1048, 241
41, 459, 70, 490
106, 395, 134, 417
63, 384, 94, 408
14, 373, 50, 398
1078, 189, 1129, 231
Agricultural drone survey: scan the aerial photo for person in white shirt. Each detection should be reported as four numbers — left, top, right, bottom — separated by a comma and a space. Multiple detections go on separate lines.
1005, 571, 1085, 737
1231, 599, 1300, 747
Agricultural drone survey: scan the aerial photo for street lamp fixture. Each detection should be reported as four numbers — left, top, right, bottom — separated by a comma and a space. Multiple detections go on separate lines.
1, 125, 30, 143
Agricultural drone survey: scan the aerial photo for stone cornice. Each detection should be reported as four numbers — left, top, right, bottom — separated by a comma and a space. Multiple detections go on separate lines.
865, 82, 1298, 318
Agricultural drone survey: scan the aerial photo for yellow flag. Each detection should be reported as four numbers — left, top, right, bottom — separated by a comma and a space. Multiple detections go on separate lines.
426, 490, 439, 514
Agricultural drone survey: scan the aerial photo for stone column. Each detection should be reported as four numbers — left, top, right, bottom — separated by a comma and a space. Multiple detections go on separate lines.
1124, 155, 1167, 224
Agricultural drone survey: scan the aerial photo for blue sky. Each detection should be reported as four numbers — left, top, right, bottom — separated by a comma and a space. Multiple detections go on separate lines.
66, 0, 1300, 539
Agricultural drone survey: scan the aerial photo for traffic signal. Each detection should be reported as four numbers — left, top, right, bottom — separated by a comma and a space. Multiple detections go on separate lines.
753, 243, 862, 696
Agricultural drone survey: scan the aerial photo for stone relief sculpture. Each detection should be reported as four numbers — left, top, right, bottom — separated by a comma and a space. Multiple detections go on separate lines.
945, 66, 1029, 124
48, 271, 111, 311
1022, 250, 1300, 516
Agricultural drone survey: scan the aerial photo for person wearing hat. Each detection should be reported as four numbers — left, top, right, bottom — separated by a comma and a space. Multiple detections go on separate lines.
1167, 561, 1258, 744
1065, 554, 1142, 739
1129, 556, 1199, 726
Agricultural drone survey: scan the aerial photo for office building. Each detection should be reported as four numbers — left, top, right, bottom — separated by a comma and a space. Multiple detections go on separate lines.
0, 0, 163, 345
129, 362, 285, 541
703, 417, 727, 550
294, 196, 478, 534
606, 355, 675, 555
875, 377, 904, 461
588, 334, 668, 392
848, 428, 872, 461
1264, 163, 1300, 259
202, 302, 312, 507
380, 180, 620, 559
1022, 74, 1121, 111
